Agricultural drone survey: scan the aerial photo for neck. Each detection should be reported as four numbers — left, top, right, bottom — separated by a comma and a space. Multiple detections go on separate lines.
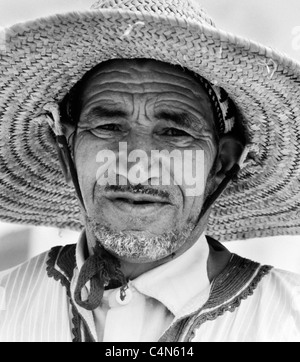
206, 237, 232, 282
118, 252, 179, 281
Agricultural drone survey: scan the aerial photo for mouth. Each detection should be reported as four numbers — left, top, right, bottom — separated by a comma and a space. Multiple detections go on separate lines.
105, 192, 172, 214
114, 198, 161, 205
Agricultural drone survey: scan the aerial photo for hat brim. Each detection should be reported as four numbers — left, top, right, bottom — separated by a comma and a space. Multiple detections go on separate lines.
1, 9, 300, 241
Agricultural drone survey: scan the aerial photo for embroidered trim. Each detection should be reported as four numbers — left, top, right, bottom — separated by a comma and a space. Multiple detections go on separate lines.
46, 245, 82, 342
202, 254, 261, 308
183, 262, 273, 342
159, 253, 273, 342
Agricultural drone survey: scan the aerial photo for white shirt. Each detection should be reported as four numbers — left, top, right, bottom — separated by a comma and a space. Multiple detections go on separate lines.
74, 232, 211, 341
1, 233, 300, 342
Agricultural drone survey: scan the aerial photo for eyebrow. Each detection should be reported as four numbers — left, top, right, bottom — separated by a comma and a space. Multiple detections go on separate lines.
154, 110, 202, 129
82, 106, 204, 130
83, 106, 128, 122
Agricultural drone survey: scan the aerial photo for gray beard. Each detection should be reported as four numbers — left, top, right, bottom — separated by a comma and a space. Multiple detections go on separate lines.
85, 216, 196, 262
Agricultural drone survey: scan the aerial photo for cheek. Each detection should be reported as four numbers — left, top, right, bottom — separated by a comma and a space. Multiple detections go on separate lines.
203, 137, 218, 182
74, 135, 103, 201
179, 142, 217, 220
179, 141, 216, 192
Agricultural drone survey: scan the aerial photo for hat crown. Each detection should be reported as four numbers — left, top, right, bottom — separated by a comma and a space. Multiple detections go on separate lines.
91, 0, 215, 27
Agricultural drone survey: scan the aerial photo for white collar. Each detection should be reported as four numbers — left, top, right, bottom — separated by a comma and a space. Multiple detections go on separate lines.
131, 233, 210, 316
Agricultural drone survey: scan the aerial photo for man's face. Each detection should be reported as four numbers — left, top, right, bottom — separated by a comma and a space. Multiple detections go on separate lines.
73, 59, 217, 263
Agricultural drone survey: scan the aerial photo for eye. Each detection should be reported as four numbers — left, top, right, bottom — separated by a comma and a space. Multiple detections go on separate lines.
96, 124, 121, 131
162, 128, 192, 137
89, 123, 124, 137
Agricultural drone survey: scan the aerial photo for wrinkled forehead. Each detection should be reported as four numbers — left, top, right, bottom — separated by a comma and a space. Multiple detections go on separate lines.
79, 58, 211, 102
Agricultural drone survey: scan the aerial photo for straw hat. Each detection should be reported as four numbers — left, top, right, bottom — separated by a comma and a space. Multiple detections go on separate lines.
0, 0, 300, 242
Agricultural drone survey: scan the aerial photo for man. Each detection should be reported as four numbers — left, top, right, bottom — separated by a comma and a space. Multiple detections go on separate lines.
0, 0, 299, 342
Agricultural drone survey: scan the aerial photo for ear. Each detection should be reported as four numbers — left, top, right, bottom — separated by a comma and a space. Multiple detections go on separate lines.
214, 134, 244, 186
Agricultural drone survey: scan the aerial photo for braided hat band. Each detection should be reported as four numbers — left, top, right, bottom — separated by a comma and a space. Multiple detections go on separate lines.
197, 77, 236, 136
0, 0, 300, 242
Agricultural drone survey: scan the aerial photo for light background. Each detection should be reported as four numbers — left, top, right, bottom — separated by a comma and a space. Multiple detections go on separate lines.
0, 0, 300, 273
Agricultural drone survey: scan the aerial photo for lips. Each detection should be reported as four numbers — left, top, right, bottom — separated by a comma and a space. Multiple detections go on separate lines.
105, 191, 172, 214
114, 198, 161, 205
105, 191, 170, 203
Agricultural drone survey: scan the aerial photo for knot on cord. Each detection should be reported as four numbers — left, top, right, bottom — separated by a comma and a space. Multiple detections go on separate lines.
74, 244, 127, 310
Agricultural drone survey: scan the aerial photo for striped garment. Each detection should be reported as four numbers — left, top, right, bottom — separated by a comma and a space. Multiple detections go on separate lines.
0, 235, 300, 342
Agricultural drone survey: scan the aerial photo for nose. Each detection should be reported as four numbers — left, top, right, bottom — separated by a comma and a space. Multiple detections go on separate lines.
116, 135, 156, 186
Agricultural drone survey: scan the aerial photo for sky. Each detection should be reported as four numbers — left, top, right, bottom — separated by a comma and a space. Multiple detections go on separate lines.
0, 0, 300, 272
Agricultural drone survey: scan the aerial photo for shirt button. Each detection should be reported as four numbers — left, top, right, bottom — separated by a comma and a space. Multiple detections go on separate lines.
115, 286, 133, 305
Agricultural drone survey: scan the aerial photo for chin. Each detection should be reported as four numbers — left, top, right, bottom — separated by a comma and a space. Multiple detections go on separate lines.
86, 217, 195, 264
103, 228, 178, 260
